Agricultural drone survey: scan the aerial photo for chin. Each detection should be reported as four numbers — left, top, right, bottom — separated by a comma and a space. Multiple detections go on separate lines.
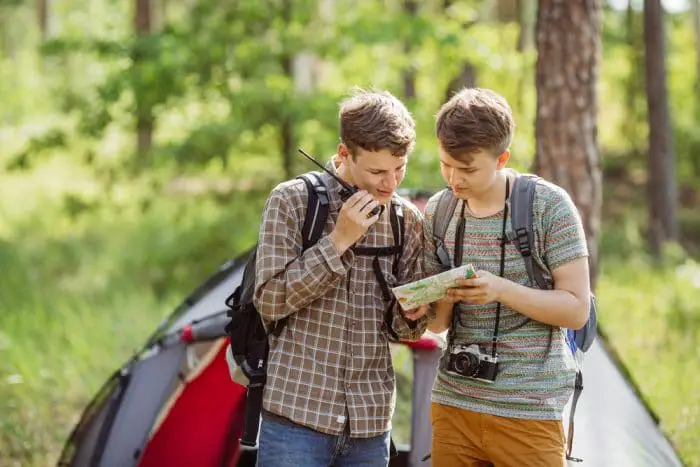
375, 191, 393, 201
451, 188, 469, 199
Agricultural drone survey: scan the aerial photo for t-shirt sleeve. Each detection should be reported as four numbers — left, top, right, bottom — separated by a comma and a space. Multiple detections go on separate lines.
540, 184, 589, 271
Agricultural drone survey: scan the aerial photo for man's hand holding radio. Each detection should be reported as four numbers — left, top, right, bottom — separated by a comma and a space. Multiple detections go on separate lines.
330, 190, 381, 254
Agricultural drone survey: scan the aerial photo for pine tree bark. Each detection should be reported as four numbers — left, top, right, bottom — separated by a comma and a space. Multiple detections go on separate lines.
36, 0, 51, 42
402, 0, 417, 100
134, 0, 154, 157
281, 0, 294, 179
623, 0, 645, 152
644, 0, 678, 255
534, 0, 602, 287
516, 0, 536, 52
442, 0, 477, 102
691, 0, 700, 106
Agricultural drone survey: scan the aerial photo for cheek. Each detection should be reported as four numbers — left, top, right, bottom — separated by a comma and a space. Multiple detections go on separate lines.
396, 169, 406, 184
440, 166, 449, 180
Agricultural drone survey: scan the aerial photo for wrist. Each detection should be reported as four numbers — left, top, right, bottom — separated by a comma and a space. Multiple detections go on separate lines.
495, 276, 512, 303
329, 231, 350, 255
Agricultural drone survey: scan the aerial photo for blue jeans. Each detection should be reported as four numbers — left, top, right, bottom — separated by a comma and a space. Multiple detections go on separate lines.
256, 412, 390, 467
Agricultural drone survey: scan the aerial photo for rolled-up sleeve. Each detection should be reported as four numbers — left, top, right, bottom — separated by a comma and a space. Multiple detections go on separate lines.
253, 185, 353, 323
390, 203, 429, 341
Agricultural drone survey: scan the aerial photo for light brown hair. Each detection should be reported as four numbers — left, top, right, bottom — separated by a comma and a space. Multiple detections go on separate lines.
436, 87, 515, 161
339, 88, 416, 158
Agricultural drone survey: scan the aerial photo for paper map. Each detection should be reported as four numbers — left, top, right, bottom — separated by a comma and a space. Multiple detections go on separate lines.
392, 264, 477, 310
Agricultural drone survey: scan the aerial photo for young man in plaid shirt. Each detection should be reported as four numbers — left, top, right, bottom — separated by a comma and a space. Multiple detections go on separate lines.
253, 89, 430, 467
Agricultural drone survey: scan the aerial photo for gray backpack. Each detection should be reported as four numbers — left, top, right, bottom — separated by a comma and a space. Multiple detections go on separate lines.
431, 173, 597, 462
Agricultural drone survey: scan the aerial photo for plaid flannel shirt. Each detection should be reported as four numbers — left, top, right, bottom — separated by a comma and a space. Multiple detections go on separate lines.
253, 164, 427, 438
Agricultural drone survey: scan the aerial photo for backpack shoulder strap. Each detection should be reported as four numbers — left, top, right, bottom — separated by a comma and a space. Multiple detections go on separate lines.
389, 198, 405, 276
296, 172, 330, 251
508, 174, 549, 290
432, 188, 459, 269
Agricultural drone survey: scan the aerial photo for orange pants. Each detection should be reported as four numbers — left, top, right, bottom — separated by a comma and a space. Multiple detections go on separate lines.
430, 402, 566, 467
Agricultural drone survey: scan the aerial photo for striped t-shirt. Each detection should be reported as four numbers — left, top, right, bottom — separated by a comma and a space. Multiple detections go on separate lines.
423, 170, 589, 420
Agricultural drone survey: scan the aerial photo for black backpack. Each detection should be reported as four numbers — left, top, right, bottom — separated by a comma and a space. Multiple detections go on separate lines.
432, 173, 597, 462
225, 171, 406, 448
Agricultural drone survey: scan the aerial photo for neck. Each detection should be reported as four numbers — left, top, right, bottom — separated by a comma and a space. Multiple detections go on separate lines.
466, 171, 509, 213
335, 155, 355, 186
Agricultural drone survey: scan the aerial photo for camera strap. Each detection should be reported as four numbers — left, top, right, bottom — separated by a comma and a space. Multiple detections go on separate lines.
449, 177, 510, 358
491, 177, 510, 358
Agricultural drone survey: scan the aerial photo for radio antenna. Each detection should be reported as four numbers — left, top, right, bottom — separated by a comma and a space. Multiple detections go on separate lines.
298, 148, 354, 191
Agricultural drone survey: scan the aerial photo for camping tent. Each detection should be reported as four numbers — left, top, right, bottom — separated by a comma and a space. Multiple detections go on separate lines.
58, 199, 684, 467
57, 250, 440, 467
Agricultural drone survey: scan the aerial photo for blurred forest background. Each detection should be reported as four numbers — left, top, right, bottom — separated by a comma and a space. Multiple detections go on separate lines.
1, 0, 700, 465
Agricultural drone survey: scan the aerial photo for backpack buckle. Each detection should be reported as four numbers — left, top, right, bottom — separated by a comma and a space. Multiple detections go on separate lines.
315, 185, 329, 205
434, 238, 453, 269
515, 227, 531, 257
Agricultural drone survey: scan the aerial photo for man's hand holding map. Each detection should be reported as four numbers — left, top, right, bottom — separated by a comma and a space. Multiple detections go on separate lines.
392, 264, 477, 311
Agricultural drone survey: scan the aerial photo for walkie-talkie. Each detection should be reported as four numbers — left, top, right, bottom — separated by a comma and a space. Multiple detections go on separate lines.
298, 148, 384, 217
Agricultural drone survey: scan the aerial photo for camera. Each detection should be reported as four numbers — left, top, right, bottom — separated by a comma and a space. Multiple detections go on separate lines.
446, 344, 498, 383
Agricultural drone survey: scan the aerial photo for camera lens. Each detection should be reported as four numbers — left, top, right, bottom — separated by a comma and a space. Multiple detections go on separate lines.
454, 352, 479, 377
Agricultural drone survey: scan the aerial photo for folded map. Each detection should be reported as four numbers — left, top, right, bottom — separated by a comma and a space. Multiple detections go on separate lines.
392, 264, 477, 310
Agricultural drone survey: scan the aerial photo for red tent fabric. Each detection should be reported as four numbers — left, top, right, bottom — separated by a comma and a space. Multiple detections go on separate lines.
138, 340, 247, 467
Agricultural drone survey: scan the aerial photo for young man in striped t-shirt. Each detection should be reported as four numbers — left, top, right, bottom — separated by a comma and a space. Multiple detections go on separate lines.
423, 88, 591, 466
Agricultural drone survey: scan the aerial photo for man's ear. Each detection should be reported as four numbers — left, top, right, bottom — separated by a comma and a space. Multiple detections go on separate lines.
337, 143, 351, 165
496, 150, 510, 169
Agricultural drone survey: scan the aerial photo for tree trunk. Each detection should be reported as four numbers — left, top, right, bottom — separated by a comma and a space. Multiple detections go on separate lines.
281, 0, 294, 179
444, 64, 477, 103
534, 0, 602, 287
281, 55, 294, 180
402, 0, 417, 100
692, 0, 700, 179
516, 0, 536, 52
515, 0, 535, 118
692, 0, 700, 103
622, 0, 645, 153
134, 0, 154, 157
442, 0, 477, 103
35, 0, 51, 42
644, 0, 678, 256
497, 0, 519, 22
0, 9, 13, 60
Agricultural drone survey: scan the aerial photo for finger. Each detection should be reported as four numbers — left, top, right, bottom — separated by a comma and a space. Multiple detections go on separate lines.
358, 198, 379, 214
345, 190, 369, 208
404, 304, 429, 321
456, 278, 482, 287
467, 296, 489, 305
362, 210, 381, 227
447, 288, 480, 300
438, 294, 459, 304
